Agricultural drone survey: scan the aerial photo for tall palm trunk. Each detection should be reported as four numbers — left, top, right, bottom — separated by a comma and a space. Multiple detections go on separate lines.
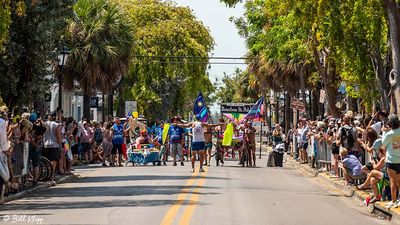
117, 87, 125, 117
108, 93, 113, 117
83, 93, 91, 119
284, 92, 292, 135
274, 92, 279, 124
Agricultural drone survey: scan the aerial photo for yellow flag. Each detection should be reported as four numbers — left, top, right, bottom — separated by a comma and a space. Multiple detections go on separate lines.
162, 123, 170, 144
222, 123, 234, 147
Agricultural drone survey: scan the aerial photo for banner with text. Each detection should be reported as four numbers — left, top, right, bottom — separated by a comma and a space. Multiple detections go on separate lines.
220, 103, 254, 123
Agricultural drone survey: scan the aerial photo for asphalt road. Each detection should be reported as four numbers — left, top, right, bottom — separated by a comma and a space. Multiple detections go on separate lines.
0, 154, 390, 225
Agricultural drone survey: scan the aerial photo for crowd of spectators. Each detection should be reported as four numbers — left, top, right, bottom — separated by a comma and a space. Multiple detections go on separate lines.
280, 109, 400, 208
0, 107, 171, 202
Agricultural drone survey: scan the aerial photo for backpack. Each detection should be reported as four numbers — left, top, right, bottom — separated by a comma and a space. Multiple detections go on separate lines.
94, 128, 103, 143
340, 126, 355, 150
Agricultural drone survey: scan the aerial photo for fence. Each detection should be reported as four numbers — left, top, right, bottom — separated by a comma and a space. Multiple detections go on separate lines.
291, 133, 371, 180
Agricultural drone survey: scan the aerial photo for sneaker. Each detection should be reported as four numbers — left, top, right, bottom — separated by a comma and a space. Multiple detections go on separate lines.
173, 162, 177, 166
191, 168, 195, 173
102, 163, 108, 167
181, 162, 184, 166
370, 196, 381, 204
163, 161, 167, 166
395, 199, 400, 208
385, 201, 397, 209
199, 168, 205, 172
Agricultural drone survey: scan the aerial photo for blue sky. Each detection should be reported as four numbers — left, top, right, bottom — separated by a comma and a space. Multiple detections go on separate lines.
173, 0, 247, 112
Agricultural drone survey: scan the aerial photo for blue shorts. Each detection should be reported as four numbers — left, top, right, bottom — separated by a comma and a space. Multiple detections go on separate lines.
192, 142, 205, 151
206, 142, 213, 150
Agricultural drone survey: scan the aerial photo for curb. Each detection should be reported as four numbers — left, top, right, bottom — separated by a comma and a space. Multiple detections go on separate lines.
1, 174, 79, 204
284, 157, 395, 221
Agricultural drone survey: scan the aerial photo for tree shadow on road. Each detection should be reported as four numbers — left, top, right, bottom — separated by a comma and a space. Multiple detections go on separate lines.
0, 184, 221, 212
1, 199, 209, 211
21, 185, 220, 198
73, 175, 230, 183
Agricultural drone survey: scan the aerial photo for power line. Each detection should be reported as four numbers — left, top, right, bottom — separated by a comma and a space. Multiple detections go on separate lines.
133, 60, 248, 65
132, 55, 251, 60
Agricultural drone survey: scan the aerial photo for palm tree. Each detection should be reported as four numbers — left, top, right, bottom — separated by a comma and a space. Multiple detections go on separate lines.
64, 0, 133, 119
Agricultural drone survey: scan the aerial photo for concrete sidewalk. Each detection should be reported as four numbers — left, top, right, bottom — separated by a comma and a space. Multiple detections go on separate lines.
1, 173, 79, 204
282, 154, 397, 222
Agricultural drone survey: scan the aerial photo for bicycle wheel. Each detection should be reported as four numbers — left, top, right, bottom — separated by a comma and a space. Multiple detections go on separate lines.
39, 157, 53, 181
38, 160, 48, 181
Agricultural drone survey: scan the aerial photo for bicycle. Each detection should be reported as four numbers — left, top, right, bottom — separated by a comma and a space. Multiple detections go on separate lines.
27, 156, 53, 182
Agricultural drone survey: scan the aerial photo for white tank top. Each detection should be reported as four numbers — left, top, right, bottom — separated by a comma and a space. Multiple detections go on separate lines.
192, 122, 205, 142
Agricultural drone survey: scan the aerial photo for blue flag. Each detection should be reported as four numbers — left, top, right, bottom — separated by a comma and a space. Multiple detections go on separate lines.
193, 92, 209, 122
241, 97, 264, 122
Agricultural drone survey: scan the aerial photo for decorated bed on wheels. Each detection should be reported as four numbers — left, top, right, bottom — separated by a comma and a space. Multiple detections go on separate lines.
127, 144, 160, 166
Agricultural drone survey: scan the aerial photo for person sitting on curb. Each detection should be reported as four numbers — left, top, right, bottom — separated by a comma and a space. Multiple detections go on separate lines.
339, 147, 366, 185
357, 147, 387, 204
359, 128, 382, 175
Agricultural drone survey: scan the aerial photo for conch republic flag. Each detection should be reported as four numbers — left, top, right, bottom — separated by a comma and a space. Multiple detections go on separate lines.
162, 123, 170, 145
193, 91, 209, 122
240, 96, 264, 123
222, 123, 234, 146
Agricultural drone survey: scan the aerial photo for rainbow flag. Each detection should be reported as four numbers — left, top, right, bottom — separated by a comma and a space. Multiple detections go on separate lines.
222, 113, 246, 123
240, 97, 264, 122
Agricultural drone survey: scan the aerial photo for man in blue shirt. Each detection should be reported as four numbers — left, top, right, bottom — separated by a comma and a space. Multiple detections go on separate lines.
168, 117, 185, 166
111, 117, 125, 167
150, 120, 162, 138
339, 148, 366, 185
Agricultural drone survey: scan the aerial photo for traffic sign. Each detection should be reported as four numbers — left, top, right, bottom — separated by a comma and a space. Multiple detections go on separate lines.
291, 98, 305, 112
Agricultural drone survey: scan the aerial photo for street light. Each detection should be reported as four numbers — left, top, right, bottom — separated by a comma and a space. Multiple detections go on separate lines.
57, 46, 70, 111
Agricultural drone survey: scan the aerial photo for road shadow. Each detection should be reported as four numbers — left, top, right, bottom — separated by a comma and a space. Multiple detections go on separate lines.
1, 199, 209, 211
73, 175, 230, 183
3, 185, 221, 199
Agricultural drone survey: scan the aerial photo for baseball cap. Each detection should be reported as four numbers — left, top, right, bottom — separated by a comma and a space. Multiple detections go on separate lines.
50, 111, 57, 117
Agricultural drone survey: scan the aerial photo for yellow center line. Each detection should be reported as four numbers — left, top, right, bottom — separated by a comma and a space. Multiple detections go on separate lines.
160, 170, 200, 225
178, 168, 208, 225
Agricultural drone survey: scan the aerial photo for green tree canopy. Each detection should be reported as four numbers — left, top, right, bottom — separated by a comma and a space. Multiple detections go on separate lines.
0, 0, 74, 109
0, 0, 11, 50
64, 0, 134, 118
116, 0, 215, 120
221, 0, 390, 115
215, 68, 259, 103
